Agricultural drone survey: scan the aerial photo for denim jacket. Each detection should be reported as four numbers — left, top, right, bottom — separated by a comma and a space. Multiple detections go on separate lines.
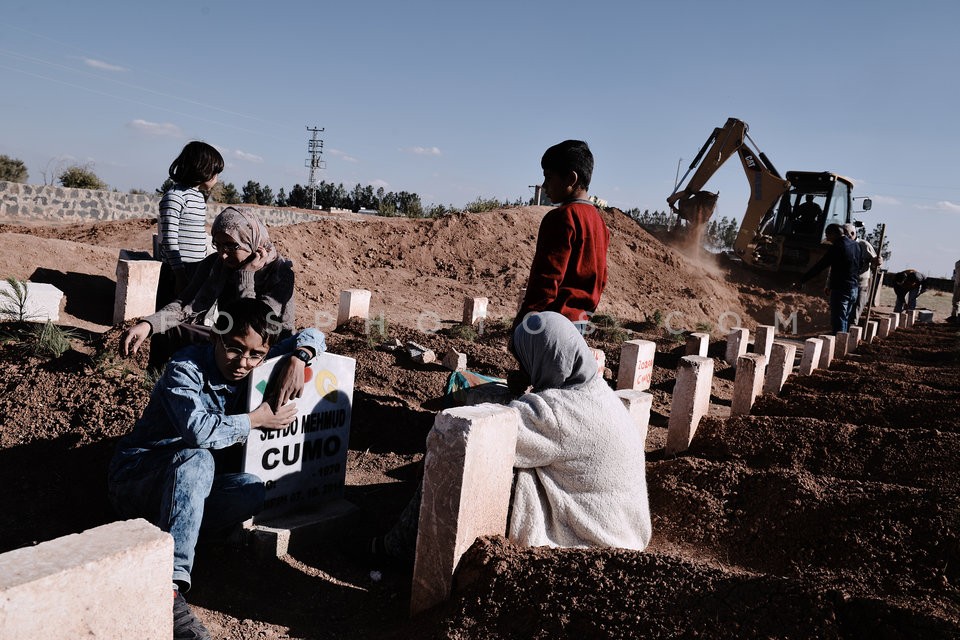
110, 329, 326, 470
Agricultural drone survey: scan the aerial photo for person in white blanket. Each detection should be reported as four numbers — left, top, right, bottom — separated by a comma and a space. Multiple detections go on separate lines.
367, 311, 652, 564
507, 311, 652, 549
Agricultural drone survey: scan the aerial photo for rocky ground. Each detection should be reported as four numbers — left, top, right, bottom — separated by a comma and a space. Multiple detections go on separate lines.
0, 207, 957, 639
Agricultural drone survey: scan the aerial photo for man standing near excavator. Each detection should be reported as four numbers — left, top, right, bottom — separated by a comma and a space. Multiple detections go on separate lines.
794, 223, 864, 333
844, 223, 882, 326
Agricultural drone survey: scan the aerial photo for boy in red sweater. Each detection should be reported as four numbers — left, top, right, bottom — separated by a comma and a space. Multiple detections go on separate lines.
513, 139, 610, 336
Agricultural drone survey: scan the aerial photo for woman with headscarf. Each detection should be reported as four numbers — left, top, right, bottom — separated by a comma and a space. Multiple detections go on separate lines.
508, 311, 651, 549
121, 207, 305, 406
372, 311, 651, 563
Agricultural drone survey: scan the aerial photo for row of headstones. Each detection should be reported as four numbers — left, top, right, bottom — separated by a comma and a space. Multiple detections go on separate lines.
666, 311, 919, 457
408, 309, 924, 615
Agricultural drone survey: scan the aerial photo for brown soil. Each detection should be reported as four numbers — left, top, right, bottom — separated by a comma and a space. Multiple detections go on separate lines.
0, 207, 957, 639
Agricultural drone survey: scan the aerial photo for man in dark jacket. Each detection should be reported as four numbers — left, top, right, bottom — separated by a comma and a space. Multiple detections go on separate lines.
892, 269, 925, 313
794, 223, 864, 333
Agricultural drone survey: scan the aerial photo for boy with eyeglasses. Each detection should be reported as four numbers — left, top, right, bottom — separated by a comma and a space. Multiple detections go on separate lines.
108, 298, 325, 640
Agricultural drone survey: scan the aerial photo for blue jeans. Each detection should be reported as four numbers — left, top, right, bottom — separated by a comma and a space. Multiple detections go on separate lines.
830, 285, 858, 333
108, 448, 264, 590
894, 288, 920, 313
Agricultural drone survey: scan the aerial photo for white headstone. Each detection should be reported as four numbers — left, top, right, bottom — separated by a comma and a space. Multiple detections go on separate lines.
243, 352, 356, 520
0, 281, 63, 323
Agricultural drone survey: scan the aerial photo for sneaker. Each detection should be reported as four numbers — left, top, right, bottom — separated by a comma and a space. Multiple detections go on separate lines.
173, 591, 212, 640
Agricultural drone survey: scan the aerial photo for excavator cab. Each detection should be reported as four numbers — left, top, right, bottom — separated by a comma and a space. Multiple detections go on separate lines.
749, 171, 862, 272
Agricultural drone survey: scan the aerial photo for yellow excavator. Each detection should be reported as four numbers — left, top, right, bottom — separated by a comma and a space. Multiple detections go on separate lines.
666, 117, 871, 273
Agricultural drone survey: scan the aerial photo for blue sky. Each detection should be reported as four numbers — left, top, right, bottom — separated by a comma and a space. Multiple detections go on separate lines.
2, 0, 959, 276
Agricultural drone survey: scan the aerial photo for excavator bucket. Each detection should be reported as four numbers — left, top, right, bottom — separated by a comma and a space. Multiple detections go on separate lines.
677, 190, 719, 228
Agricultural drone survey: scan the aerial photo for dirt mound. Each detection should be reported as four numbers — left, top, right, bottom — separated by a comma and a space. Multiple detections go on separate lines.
0, 207, 817, 336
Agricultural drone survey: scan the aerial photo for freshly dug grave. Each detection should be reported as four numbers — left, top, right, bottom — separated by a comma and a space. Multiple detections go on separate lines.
0, 209, 956, 639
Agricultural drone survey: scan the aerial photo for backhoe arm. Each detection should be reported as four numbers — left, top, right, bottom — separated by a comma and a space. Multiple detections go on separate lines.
667, 117, 749, 215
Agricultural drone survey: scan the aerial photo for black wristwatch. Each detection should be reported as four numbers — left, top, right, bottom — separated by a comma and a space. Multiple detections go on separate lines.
292, 348, 312, 364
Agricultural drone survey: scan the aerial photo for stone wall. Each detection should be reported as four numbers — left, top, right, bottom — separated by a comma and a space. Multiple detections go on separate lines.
0, 181, 328, 228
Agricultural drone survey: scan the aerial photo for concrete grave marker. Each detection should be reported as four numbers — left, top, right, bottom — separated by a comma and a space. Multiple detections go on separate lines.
616, 339, 656, 391
754, 325, 775, 357
834, 332, 849, 358
763, 341, 797, 395
0, 280, 63, 323
0, 519, 171, 639
337, 289, 371, 326
799, 338, 823, 376
665, 356, 714, 455
848, 326, 863, 353
732, 353, 766, 416
685, 332, 709, 357
411, 404, 519, 616
817, 335, 835, 369
725, 327, 749, 367
113, 251, 162, 324
865, 321, 878, 343
615, 389, 653, 445
243, 352, 356, 520
877, 316, 892, 339
462, 297, 488, 326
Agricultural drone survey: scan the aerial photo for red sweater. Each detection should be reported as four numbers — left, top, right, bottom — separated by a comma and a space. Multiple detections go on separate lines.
514, 200, 610, 327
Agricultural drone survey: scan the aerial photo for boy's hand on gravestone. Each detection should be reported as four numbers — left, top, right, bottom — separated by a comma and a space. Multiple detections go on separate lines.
267, 357, 306, 411
249, 401, 298, 430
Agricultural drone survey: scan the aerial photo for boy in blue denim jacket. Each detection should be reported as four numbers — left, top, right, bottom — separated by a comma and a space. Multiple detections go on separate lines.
108, 298, 325, 640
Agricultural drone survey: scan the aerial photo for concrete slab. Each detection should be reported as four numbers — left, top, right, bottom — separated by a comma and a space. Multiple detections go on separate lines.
113, 253, 162, 324
243, 499, 361, 558
616, 389, 653, 445
0, 280, 63, 323
0, 519, 172, 639
754, 325, 775, 357
462, 297, 488, 326
724, 327, 749, 367
616, 339, 656, 391
799, 338, 823, 376
816, 335, 835, 369
665, 356, 714, 455
732, 353, 766, 416
684, 332, 709, 357
337, 289, 371, 326
763, 341, 797, 395
411, 404, 519, 616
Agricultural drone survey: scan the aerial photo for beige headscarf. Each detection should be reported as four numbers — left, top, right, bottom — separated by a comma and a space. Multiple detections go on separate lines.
212, 206, 278, 270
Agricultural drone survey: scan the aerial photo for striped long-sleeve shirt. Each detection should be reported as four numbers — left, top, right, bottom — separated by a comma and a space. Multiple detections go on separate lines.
158, 185, 209, 268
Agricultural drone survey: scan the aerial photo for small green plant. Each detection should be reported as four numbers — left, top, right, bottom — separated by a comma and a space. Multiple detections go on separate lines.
142, 365, 164, 390
650, 310, 664, 328
695, 321, 713, 333
0, 277, 33, 322
25, 320, 77, 358
449, 323, 478, 342
365, 314, 389, 347
590, 313, 628, 344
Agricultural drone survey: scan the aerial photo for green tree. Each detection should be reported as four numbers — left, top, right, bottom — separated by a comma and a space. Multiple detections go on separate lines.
218, 182, 241, 204
58, 163, 106, 190
259, 185, 274, 207
0, 154, 28, 183
274, 188, 288, 207
865, 224, 892, 262
241, 181, 262, 204
287, 184, 309, 208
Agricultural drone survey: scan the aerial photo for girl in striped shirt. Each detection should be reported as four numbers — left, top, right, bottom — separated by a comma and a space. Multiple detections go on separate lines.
157, 141, 224, 307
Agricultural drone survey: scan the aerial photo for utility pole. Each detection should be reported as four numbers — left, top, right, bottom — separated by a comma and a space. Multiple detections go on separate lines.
305, 126, 325, 210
